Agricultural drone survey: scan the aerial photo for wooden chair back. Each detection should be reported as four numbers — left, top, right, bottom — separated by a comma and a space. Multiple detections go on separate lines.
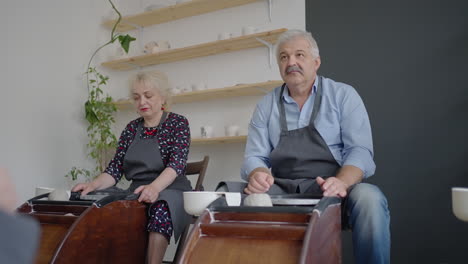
168, 156, 210, 263
186, 156, 209, 191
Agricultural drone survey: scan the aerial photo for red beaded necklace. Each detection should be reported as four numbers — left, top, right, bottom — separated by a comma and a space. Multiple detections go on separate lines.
143, 112, 164, 136
144, 128, 158, 136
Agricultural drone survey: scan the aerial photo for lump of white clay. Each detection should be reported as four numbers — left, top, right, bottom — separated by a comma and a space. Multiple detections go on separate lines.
243, 193, 273, 207
48, 189, 70, 201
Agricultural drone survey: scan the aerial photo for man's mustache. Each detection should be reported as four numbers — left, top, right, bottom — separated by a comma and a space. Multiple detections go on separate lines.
286, 65, 302, 74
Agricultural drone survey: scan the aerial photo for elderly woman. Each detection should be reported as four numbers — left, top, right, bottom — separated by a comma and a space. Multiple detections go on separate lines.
73, 71, 192, 263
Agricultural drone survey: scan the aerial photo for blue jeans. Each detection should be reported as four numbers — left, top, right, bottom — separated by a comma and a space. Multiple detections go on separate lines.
344, 183, 391, 264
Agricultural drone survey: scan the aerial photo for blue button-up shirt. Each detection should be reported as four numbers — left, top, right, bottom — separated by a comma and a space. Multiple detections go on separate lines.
241, 76, 376, 181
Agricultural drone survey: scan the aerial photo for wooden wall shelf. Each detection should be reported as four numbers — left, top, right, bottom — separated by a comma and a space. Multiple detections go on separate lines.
101, 28, 287, 70
103, 0, 262, 32
192, 135, 247, 145
113, 80, 283, 109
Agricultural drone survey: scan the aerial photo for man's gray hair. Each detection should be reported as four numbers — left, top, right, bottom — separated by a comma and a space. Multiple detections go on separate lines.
275, 29, 320, 61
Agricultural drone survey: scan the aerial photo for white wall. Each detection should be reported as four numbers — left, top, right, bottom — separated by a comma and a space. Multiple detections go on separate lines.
1, 1, 111, 202
107, 0, 305, 192
1, 0, 304, 259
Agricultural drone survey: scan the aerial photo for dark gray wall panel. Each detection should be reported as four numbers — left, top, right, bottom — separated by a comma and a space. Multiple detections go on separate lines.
306, 0, 468, 263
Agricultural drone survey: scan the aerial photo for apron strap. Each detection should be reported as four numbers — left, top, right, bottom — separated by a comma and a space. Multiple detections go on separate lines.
278, 83, 288, 134
309, 76, 323, 125
134, 121, 144, 143
277, 76, 323, 134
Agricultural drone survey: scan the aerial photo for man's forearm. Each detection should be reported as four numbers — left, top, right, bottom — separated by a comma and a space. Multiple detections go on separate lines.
335, 165, 364, 188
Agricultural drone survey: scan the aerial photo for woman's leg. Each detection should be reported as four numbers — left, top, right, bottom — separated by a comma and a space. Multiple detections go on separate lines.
146, 201, 173, 263
147, 232, 169, 264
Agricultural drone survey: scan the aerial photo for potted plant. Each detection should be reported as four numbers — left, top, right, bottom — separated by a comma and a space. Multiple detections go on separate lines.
66, 0, 135, 183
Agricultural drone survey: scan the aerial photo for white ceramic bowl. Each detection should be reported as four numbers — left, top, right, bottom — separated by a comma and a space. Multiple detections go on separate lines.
183, 191, 241, 216
452, 187, 468, 222
35, 186, 55, 196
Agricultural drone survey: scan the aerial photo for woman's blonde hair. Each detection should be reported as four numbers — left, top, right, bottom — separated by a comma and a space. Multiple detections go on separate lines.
129, 71, 172, 107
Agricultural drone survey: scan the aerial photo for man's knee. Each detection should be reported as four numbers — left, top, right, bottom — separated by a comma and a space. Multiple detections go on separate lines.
348, 183, 389, 214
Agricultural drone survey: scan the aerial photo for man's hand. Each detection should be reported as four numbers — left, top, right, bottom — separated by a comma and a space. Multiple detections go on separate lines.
244, 171, 274, 194
316, 176, 349, 197
134, 184, 160, 203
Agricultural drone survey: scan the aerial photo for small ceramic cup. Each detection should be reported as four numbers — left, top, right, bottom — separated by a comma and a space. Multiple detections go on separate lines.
242, 26, 257, 35
218, 32, 232, 40
180, 85, 192, 93
192, 83, 207, 91
225, 125, 240, 137
144, 41, 159, 54
200, 125, 214, 138
172, 86, 182, 94
157, 40, 171, 51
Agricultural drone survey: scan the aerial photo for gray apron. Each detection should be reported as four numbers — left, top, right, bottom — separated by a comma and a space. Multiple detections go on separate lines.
218, 77, 341, 195
123, 112, 192, 241
270, 76, 341, 194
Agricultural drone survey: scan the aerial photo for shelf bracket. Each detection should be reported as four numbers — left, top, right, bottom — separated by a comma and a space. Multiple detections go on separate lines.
255, 37, 274, 68
136, 25, 145, 54
267, 0, 272, 22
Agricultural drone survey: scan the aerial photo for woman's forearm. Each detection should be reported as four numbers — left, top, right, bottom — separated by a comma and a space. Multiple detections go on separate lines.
91, 173, 117, 190
150, 167, 177, 192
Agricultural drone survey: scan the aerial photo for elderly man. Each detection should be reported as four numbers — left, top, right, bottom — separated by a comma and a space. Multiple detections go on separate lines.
220, 29, 390, 263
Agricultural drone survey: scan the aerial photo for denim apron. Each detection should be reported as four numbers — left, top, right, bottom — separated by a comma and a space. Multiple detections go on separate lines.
123, 112, 191, 241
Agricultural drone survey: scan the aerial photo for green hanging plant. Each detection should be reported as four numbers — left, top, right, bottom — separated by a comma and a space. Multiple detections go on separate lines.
84, 67, 117, 173
66, 0, 136, 181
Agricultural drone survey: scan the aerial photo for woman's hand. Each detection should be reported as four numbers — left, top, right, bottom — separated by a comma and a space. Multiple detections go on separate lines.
134, 184, 160, 203
71, 173, 116, 196
72, 182, 98, 196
